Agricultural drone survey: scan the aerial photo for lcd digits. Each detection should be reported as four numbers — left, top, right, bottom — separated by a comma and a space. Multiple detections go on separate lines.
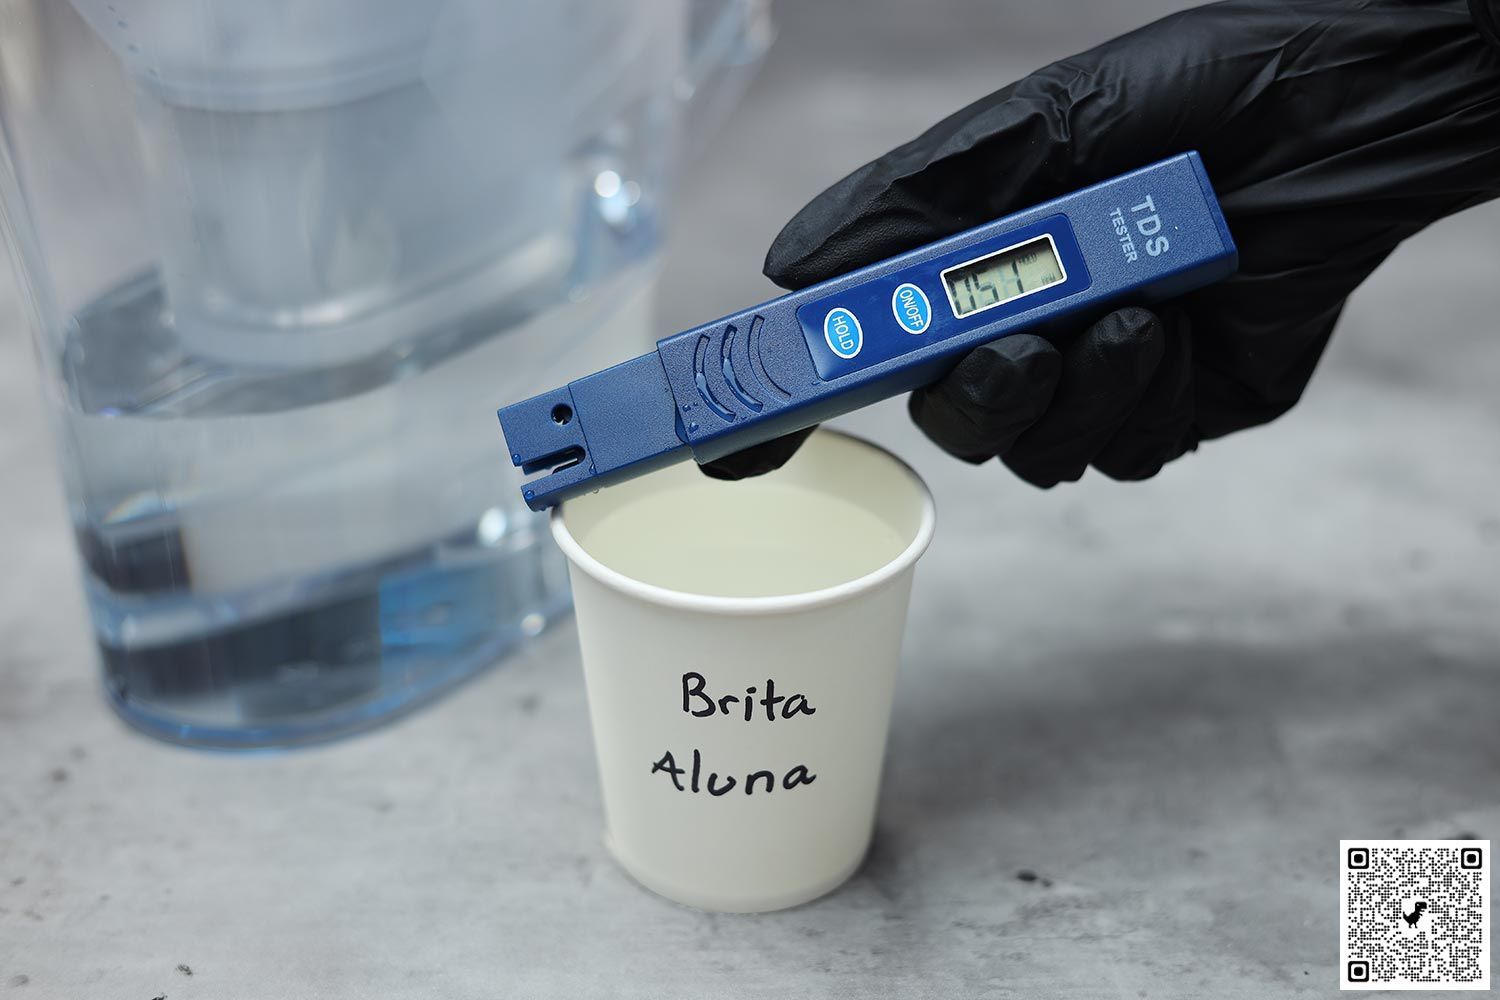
942, 236, 1064, 318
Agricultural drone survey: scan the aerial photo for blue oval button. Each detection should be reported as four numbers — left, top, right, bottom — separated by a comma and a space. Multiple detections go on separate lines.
891, 283, 931, 334
823, 307, 863, 360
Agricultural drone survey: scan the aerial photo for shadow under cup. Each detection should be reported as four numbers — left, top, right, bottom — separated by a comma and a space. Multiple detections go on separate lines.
551, 430, 935, 912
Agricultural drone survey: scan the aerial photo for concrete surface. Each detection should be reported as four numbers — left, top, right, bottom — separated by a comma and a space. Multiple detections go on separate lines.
3, 1, 1499, 997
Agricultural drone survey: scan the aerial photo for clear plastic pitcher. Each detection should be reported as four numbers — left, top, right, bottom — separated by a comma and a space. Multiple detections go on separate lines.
0, 0, 770, 747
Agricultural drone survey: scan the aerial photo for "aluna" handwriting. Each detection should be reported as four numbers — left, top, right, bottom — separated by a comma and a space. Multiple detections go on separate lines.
650, 748, 816, 796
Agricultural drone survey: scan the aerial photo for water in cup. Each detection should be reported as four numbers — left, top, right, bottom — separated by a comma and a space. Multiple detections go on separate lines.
579, 476, 908, 597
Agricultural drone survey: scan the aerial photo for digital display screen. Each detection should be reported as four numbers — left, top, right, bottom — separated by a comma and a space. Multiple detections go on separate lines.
941, 236, 1065, 319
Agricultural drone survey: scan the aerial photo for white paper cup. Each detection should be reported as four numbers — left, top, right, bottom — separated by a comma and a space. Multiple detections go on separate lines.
551, 429, 936, 912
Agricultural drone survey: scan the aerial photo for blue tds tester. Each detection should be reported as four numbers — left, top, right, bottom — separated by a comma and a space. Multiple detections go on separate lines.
499, 152, 1237, 510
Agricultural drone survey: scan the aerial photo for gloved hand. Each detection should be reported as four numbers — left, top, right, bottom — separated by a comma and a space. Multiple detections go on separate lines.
704, 0, 1500, 487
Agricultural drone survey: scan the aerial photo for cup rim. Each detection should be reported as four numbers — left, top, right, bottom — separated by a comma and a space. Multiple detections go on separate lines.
549, 429, 936, 617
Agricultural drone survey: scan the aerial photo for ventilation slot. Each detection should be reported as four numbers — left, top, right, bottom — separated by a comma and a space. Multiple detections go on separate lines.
692, 333, 735, 421
720, 325, 763, 412
747, 314, 791, 398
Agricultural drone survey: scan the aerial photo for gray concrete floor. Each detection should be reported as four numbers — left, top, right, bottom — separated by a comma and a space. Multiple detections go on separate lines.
3, 1, 1499, 998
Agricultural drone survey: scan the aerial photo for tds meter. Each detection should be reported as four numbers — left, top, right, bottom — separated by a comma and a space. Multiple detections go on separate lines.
500, 152, 1237, 510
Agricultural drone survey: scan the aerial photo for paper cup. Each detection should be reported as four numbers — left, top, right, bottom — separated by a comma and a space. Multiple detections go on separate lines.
551, 430, 936, 912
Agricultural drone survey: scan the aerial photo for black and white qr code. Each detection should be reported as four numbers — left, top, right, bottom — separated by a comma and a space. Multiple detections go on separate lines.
1340, 839, 1490, 990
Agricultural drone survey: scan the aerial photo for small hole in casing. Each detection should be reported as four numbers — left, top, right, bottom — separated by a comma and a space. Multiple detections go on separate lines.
551, 404, 573, 425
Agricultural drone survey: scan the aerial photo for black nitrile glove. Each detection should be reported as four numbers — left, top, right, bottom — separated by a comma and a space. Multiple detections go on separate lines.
703, 0, 1500, 487
1475, 0, 1500, 48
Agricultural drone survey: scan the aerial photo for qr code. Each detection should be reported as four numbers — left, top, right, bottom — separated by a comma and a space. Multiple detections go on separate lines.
1340, 839, 1490, 990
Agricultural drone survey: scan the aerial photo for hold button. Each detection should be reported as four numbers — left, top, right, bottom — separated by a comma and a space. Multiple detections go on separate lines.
823, 307, 863, 360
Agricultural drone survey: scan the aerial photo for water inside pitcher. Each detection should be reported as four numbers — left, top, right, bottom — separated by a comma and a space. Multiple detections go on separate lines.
0, 0, 770, 746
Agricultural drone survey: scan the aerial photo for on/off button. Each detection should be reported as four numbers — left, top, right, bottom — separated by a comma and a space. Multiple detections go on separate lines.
891, 283, 931, 334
